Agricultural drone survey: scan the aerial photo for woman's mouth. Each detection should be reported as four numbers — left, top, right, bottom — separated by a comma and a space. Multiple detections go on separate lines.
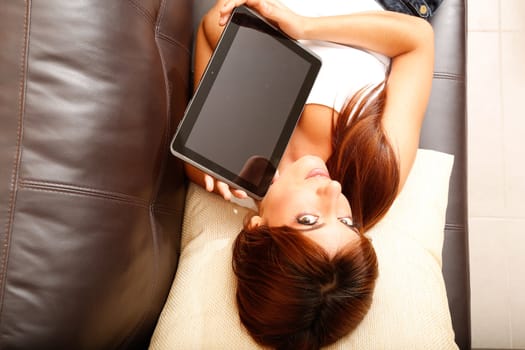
306, 168, 330, 180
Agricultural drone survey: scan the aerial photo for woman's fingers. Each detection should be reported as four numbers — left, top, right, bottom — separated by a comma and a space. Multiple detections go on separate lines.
204, 173, 248, 200
204, 174, 215, 192
219, 0, 252, 25
219, 0, 277, 25
218, 0, 241, 25
218, 0, 303, 39
232, 189, 248, 199
216, 181, 232, 200
204, 174, 230, 199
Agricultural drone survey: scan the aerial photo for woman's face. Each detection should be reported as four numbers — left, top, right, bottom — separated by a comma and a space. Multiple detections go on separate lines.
252, 156, 359, 257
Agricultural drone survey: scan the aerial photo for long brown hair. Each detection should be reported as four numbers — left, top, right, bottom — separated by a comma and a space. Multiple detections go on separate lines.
327, 83, 399, 231
233, 84, 398, 349
233, 225, 378, 350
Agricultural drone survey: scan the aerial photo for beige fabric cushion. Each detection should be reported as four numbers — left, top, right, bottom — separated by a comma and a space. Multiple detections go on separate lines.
150, 149, 458, 350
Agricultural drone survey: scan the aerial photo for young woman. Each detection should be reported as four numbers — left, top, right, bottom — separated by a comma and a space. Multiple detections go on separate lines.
185, 0, 434, 348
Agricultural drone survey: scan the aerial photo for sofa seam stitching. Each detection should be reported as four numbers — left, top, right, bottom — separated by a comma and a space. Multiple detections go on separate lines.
444, 223, 466, 230
113, 1, 172, 346
433, 71, 464, 81
139, 0, 170, 342
0, 0, 30, 322
156, 31, 191, 57
18, 179, 150, 208
126, 0, 156, 26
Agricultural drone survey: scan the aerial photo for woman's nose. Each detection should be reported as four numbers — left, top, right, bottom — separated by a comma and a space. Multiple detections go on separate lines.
318, 180, 342, 208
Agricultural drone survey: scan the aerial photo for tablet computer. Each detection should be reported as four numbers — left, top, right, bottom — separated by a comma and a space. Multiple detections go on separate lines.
170, 5, 321, 200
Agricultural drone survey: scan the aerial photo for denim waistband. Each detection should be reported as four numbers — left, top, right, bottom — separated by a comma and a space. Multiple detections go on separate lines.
375, 0, 444, 19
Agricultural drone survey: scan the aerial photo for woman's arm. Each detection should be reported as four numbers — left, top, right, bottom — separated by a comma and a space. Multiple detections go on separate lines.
194, 1, 228, 89
220, 0, 434, 191
300, 12, 435, 190
185, 0, 249, 200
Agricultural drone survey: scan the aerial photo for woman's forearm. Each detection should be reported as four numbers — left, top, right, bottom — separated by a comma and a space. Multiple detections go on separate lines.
301, 11, 433, 58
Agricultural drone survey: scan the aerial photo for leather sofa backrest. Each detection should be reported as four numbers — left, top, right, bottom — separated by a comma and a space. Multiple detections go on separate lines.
0, 0, 192, 348
425, 1, 470, 348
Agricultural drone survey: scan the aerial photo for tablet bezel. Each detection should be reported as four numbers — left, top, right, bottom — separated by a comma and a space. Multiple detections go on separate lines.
170, 5, 321, 200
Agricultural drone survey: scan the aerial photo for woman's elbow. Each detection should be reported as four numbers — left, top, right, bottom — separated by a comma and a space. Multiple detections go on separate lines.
415, 17, 434, 49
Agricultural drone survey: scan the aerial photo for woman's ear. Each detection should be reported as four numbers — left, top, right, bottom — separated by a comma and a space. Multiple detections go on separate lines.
248, 215, 263, 230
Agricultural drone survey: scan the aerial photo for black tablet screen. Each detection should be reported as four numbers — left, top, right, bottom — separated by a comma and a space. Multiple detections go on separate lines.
171, 6, 321, 199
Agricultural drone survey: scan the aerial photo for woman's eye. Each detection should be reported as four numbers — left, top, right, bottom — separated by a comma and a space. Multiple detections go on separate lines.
339, 217, 354, 227
296, 214, 319, 226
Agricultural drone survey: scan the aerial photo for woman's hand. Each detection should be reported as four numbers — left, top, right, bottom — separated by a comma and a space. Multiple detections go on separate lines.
185, 163, 248, 201
218, 0, 306, 39
203, 173, 249, 201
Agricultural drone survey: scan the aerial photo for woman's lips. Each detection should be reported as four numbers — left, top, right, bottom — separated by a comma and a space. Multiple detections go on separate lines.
306, 168, 330, 180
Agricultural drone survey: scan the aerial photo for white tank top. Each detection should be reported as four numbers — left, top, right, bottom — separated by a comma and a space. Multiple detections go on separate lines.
281, 0, 390, 112
231, 0, 390, 209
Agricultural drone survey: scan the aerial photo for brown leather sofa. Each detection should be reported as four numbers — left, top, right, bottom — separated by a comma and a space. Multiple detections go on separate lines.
422, 1, 471, 349
0, 0, 469, 349
0, 1, 191, 348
